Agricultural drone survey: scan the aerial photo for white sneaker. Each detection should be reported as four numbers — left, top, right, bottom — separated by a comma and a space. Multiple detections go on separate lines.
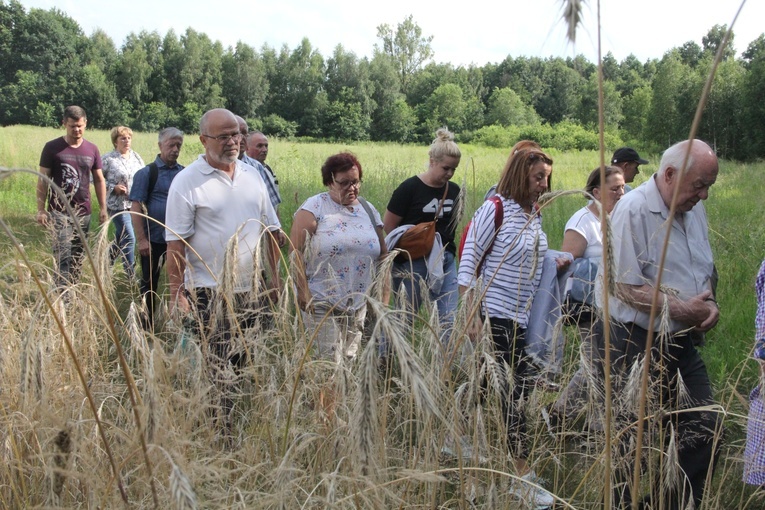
508, 471, 555, 509
440, 434, 488, 464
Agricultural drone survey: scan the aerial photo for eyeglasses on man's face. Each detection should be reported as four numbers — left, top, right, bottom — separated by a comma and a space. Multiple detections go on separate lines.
201, 133, 243, 144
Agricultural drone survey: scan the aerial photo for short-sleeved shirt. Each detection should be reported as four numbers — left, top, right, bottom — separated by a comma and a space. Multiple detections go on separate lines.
101, 149, 145, 211
457, 195, 547, 326
386, 176, 460, 253
165, 156, 280, 291
599, 175, 715, 333
129, 155, 185, 244
298, 192, 383, 311
242, 154, 281, 209
39, 137, 101, 216
565, 206, 603, 259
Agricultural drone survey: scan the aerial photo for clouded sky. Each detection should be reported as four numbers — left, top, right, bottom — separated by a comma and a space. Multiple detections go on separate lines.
14, 0, 760, 65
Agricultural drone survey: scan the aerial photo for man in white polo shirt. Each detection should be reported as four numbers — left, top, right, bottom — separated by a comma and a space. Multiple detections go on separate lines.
165, 108, 281, 435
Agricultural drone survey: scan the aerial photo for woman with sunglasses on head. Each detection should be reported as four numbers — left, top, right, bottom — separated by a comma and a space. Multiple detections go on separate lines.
290, 152, 387, 362
383, 128, 462, 348
458, 148, 564, 508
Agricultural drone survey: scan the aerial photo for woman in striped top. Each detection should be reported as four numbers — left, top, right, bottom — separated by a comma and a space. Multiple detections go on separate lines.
458, 148, 568, 507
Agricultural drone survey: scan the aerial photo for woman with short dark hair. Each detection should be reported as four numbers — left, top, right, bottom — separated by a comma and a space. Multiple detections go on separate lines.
290, 152, 387, 361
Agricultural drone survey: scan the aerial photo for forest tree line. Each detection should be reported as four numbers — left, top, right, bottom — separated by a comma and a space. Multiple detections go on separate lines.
2, 0, 765, 160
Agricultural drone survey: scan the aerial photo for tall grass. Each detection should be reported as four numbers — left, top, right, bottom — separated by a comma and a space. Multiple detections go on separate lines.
0, 127, 763, 507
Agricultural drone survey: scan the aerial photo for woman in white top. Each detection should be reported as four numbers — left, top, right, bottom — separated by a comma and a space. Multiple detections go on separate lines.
101, 126, 145, 278
561, 166, 625, 260
551, 166, 625, 429
290, 152, 387, 361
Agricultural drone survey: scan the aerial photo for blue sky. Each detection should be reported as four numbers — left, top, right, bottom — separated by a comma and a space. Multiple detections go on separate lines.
15, 0, 760, 65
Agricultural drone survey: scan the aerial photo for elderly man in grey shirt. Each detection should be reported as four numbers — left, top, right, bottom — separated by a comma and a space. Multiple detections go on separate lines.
595, 139, 720, 510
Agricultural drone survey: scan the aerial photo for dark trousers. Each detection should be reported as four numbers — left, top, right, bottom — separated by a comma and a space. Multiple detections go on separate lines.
488, 317, 535, 460
184, 288, 260, 435
595, 320, 721, 510
139, 241, 166, 328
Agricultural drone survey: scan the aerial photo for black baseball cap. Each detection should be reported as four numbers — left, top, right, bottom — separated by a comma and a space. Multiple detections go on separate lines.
612, 147, 649, 165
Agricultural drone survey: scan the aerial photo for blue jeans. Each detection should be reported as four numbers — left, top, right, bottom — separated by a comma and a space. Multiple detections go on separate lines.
109, 209, 135, 279
392, 250, 459, 346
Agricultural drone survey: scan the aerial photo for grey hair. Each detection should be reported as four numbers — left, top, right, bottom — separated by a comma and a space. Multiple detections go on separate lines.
428, 127, 461, 161
658, 139, 712, 176
158, 127, 183, 143
247, 130, 266, 140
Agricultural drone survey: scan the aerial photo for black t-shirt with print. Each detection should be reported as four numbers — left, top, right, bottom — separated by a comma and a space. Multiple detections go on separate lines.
386, 176, 460, 253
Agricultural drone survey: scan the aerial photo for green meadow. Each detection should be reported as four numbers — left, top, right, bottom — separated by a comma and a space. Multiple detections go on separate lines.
0, 124, 763, 508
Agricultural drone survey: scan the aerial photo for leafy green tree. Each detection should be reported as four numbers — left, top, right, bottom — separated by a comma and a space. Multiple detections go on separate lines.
678, 41, 702, 67
484, 56, 546, 107
75, 63, 126, 128
134, 101, 178, 132
376, 15, 433, 95
85, 29, 118, 73
742, 35, 765, 158
374, 97, 417, 142
323, 87, 371, 141
0, 69, 43, 124
697, 56, 743, 159
175, 28, 225, 110
324, 44, 374, 138
222, 41, 269, 119
368, 50, 407, 141
621, 84, 652, 142
417, 83, 467, 138
0, 0, 26, 84
113, 31, 157, 107
485, 87, 539, 127
0, 3, 90, 124
702, 24, 735, 60
262, 114, 297, 138
534, 58, 583, 124
264, 38, 325, 136
30, 101, 57, 127
646, 50, 693, 147
601, 52, 619, 82
178, 101, 204, 133
616, 54, 650, 97
576, 73, 623, 130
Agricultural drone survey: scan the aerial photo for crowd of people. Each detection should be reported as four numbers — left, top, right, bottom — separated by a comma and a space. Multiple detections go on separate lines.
36, 104, 762, 509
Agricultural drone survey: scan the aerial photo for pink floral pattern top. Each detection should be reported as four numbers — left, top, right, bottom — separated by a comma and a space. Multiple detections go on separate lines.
298, 192, 383, 312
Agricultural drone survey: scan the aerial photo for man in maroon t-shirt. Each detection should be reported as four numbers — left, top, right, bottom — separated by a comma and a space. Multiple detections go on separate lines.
36, 105, 107, 289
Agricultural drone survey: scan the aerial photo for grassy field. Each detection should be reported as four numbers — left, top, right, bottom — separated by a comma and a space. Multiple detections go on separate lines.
0, 125, 764, 508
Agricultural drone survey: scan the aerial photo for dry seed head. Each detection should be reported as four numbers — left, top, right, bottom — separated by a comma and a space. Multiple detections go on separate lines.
352, 339, 379, 476
663, 423, 681, 498
170, 463, 197, 510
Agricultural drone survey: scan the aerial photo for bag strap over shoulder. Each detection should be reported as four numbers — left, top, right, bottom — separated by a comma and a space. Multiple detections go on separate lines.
357, 197, 386, 257
475, 195, 504, 276
147, 162, 159, 197
433, 183, 449, 223
357, 196, 377, 226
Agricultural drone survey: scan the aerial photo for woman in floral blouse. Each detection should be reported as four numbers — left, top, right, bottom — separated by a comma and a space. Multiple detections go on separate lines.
289, 152, 387, 361
101, 126, 144, 278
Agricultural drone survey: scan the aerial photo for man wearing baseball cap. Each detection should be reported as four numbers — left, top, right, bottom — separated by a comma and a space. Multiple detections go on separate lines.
611, 147, 649, 191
